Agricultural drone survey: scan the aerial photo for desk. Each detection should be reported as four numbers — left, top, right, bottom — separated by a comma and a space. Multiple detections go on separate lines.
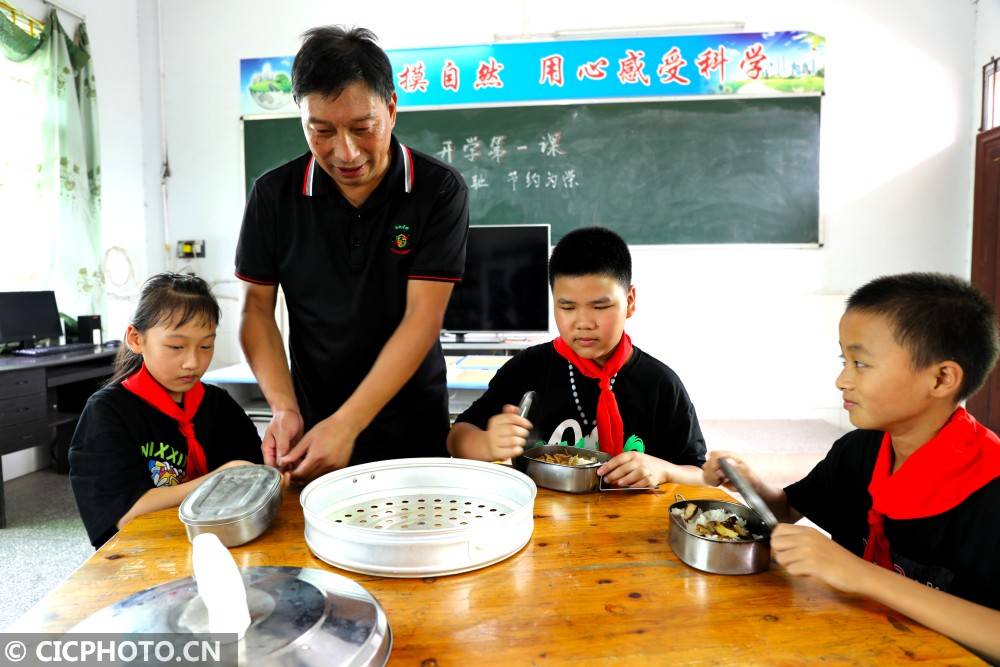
0, 348, 116, 527
11, 483, 979, 664
203, 358, 513, 421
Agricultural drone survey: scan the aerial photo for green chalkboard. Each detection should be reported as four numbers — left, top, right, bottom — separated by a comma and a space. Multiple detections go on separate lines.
243, 96, 820, 244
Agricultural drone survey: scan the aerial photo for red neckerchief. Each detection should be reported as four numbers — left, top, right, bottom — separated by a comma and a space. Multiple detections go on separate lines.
552, 333, 633, 456
122, 363, 208, 480
864, 407, 1000, 569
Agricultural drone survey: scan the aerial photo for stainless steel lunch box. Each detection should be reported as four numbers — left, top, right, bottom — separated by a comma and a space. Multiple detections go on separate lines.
520, 444, 611, 493
668, 497, 771, 575
179, 464, 282, 546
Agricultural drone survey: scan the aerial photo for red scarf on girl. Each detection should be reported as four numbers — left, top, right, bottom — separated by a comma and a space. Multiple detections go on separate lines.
864, 407, 1000, 569
122, 363, 209, 480
552, 333, 633, 456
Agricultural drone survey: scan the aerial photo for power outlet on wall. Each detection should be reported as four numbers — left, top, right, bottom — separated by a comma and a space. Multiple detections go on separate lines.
176, 240, 206, 258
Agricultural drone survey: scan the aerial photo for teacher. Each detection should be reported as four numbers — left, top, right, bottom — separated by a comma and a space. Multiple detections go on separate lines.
235, 26, 468, 481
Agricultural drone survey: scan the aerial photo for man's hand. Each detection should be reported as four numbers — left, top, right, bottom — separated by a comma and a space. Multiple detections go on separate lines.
484, 405, 533, 461
280, 413, 362, 483
261, 409, 304, 467
598, 451, 668, 488
771, 524, 871, 595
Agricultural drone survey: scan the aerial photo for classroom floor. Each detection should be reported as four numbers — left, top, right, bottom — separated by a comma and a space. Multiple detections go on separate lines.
0, 418, 843, 630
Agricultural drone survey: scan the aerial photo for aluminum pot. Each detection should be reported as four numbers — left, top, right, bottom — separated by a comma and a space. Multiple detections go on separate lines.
668, 497, 771, 575
520, 444, 610, 493
300, 458, 537, 577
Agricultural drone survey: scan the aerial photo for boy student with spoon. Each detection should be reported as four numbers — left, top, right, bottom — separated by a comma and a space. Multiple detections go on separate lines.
705, 273, 1000, 663
447, 226, 706, 488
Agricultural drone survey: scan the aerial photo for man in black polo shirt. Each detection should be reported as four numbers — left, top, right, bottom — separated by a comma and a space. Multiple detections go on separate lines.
236, 26, 468, 481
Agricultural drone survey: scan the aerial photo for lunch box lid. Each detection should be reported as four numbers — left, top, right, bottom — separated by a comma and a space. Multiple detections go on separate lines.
179, 464, 281, 526
69, 566, 392, 667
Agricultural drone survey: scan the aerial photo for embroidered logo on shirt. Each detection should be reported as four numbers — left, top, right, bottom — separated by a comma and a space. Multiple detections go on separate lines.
390, 224, 413, 255
140, 440, 187, 486
624, 434, 645, 453
149, 460, 182, 487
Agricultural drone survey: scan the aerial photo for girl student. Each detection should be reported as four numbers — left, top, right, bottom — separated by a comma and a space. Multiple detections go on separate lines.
69, 273, 263, 547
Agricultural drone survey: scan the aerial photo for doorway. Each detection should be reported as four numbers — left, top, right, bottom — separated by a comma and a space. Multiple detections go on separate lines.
969, 126, 1000, 431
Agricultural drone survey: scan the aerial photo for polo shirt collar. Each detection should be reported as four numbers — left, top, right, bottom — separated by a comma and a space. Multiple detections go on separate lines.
301, 135, 414, 206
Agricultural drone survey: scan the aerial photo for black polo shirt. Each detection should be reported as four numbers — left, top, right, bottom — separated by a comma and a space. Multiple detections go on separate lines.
235, 135, 468, 464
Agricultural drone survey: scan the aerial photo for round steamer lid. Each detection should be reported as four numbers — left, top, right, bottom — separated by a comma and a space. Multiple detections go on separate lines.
69, 567, 391, 667
180, 464, 280, 526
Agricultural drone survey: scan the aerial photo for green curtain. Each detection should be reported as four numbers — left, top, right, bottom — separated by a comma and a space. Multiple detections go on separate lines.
0, 9, 102, 320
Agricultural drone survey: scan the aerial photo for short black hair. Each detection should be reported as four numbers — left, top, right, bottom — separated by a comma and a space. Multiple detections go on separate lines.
847, 272, 1000, 401
548, 226, 632, 291
292, 26, 394, 104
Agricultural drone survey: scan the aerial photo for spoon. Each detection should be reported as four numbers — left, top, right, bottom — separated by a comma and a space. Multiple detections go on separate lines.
718, 457, 780, 532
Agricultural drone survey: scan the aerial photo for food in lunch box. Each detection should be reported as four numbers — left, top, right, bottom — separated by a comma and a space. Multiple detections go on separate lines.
671, 505, 761, 541
532, 451, 597, 466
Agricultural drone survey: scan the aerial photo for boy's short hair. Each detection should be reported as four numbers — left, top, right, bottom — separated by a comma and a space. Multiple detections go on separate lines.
847, 272, 1000, 401
548, 226, 632, 291
292, 26, 394, 105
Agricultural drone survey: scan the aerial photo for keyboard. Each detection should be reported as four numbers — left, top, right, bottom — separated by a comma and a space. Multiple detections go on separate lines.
12, 342, 98, 357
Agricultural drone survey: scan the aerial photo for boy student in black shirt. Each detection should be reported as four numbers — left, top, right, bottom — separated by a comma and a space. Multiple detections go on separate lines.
449, 227, 706, 487
705, 273, 1000, 662
70, 274, 263, 548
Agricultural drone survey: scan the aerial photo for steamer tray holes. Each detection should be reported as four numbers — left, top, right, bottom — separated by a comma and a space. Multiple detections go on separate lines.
326, 494, 511, 530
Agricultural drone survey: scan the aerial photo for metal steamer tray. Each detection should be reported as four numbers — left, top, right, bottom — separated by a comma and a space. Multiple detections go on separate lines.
300, 458, 537, 577
69, 567, 391, 667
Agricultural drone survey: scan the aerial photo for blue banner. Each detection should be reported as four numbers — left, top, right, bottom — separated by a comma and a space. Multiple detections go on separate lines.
241, 31, 824, 116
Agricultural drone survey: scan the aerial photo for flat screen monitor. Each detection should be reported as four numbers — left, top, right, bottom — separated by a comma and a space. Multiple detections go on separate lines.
0, 291, 62, 345
444, 224, 551, 334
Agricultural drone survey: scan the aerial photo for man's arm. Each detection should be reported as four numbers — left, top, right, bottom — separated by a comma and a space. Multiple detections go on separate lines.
282, 279, 455, 480
239, 282, 303, 466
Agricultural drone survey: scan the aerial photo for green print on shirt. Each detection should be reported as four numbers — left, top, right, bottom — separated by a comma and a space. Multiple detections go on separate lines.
139, 441, 187, 468
570, 434, 645, 453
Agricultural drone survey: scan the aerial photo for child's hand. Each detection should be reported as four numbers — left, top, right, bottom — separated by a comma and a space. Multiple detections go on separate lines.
598, 452, 667, 488
702, 451, 762, 491
484, 405, 533, 461
770, 524, 870, 596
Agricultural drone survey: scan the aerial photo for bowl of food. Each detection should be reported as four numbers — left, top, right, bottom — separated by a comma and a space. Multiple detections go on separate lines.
520, 444, 610, 493
668, 497, 770, 575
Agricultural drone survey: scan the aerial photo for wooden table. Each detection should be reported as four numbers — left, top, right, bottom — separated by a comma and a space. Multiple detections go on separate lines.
13, 484, 981, 664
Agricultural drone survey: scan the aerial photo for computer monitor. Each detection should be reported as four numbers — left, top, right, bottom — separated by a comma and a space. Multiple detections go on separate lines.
443, 224, 551, 335
0, 291, 63, 346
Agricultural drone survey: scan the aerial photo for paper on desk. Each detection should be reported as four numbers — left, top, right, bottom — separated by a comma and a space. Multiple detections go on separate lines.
456, 355, 511, 370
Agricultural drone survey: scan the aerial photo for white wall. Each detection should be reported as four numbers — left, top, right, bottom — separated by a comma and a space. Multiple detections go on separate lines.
3, 0, 987, 480
154, 0, 980, 428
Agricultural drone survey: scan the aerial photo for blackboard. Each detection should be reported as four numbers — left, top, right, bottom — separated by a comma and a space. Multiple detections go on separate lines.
243, 96, 820, 244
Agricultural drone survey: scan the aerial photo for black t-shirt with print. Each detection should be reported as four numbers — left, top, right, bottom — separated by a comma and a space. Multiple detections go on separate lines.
235, 136, 468, 463
456, 342, 706, 466
69, 383, 263, 548
784, 428, 1000, 609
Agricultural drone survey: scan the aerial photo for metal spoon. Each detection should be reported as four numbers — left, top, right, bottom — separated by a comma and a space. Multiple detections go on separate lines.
718, 458, 779, 532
